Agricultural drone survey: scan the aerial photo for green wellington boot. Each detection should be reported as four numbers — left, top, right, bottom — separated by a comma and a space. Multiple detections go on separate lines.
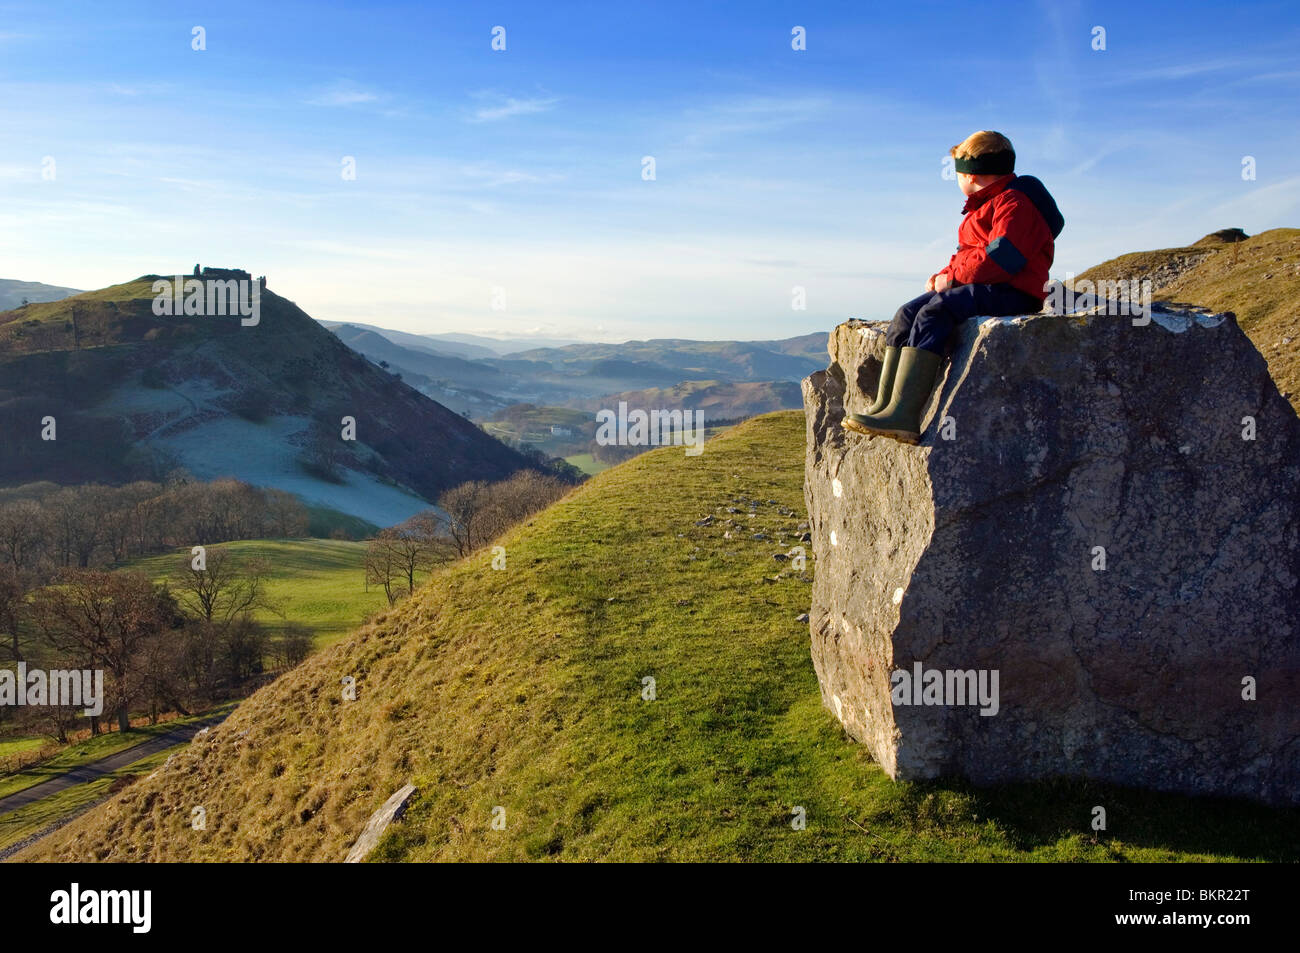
842, 345, 899, 434
843, 346, 942, 444
863, 345, 900, 416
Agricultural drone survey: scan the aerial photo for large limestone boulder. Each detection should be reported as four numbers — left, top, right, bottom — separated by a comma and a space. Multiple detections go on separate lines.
802, 304, 1300, 805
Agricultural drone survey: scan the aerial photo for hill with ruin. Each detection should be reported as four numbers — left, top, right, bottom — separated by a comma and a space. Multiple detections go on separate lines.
0, 272, 529, 526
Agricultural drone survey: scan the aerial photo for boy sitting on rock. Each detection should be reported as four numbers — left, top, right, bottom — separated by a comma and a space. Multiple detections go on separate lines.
845, 130, 1064, 443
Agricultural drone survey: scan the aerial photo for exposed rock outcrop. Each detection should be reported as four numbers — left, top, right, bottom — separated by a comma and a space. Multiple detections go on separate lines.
345, 783, 417, 862
802, 305, 1300, 804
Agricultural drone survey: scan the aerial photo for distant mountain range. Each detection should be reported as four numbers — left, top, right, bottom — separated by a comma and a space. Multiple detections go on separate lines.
326, 324, 514, 417
0, 274, 530, 526
326, 321, 824, 422
319, 321, 584, 358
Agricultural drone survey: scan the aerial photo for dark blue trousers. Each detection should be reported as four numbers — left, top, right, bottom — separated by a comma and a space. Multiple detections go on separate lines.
887, 283, 1043, 353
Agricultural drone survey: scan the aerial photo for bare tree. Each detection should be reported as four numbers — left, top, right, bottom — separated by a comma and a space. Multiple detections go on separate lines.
364, 537, 405, 606
389, 511, 452, 593
170, 547, 271, 625
438, 480, 490, 556
272, 622, 314, 669
45, 485, 112, 568
136, 621, 192, 722
29, 570, 175, 733
0, 563, 25, 661
263, 489, 309, 538
216, 614, 268, 683
0, 499, 46, 570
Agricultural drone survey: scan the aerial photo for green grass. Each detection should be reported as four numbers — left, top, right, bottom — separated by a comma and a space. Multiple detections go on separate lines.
0, 745, 180, 851
563, 453, 611, 476
0, 277, 158, 327
124, 538, 402, 647
0, 737, 45, 759
19, 412, 1300, 862
566, 426, 731, 477
0, 705, 234, 802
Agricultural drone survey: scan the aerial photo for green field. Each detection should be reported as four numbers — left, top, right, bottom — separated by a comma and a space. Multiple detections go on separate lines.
565, 425, 732, 477
562, 453, 611, 476
125, 538, 405, 647
22, 411, 1300, 862
0, 738, 45, 760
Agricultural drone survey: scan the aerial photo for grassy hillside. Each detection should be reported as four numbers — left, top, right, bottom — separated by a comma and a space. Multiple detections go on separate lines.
1075, 227, 1300, 411
483, 406, 593, 457
17, 412, 1299, 862
124, 539, 395, 648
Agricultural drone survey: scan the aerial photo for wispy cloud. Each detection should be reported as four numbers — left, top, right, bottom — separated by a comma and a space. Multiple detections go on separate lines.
1091, 56, 1296, 88
306, 80, 383, 107
1206, 173, 1300, 222
459, 164, 562, 188
677, 95, 832, 146
1062, 137, 1141, 177
467, 93, 558, 123
1032, 0, 1081, 120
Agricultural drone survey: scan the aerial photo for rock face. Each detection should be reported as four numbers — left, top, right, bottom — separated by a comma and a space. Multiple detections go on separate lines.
802, 305, 1300, 805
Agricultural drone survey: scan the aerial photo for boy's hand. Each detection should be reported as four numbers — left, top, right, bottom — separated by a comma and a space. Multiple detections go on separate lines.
932, 273, 954, 292
925, 274, 936, 291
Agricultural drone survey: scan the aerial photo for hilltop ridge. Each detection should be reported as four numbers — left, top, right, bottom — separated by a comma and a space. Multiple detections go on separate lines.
1075, 227, 1300, 409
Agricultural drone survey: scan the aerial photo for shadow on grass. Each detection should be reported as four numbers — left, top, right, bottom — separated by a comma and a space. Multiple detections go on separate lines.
893, 773, 1300, 861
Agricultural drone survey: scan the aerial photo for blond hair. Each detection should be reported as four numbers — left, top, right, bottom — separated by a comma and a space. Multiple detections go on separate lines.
950, 130, 1014, 160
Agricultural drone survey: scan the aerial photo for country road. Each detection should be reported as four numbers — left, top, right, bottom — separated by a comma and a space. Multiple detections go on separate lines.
0, 711, 230, 818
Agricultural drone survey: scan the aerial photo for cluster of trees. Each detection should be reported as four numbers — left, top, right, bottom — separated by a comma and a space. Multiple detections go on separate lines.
365, 470, 570, 604
0, 477, 310, 747
1, 547, 310, 745
1, 466, 567, 747
0, 476, 308, 575
439, 470, 569, 555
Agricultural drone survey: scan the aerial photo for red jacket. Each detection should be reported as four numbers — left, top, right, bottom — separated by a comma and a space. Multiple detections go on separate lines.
939, 173, 1061, 302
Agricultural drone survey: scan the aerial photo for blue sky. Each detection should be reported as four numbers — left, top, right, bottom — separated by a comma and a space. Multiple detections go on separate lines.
1, 0, 1298, 342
